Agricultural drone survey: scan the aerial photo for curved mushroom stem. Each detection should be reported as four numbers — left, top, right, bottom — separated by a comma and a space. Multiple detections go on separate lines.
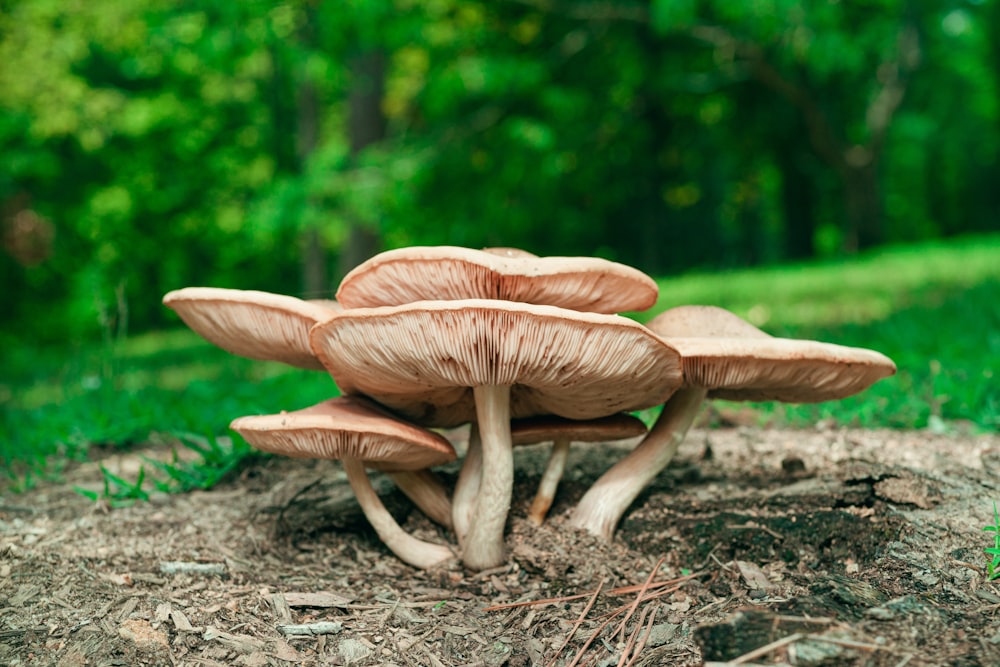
386, 469, 454, 530
462, 385, 513, 570
452, 423, 483, 546
569, 387, 708, 540
527, 437, 570, 525
341, 458, 456, 569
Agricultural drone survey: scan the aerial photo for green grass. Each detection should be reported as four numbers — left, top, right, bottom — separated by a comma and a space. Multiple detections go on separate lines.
2, 233, 997, 490
643, 234, 1000, 431
1, 335, 337, 488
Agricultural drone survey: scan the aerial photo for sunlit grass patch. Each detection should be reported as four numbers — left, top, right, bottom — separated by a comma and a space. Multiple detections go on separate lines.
643, 235, 999, 431
646, 233, 1000, 330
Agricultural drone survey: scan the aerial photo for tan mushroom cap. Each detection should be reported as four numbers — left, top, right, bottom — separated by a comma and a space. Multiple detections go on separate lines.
482, 247, 538, 258
646, 306, 897, 403
335, 246, 658, 314
511, 413, 648, 446
163, 287, 337, 370
230, 396, 456, 471
309, 299, 684, 427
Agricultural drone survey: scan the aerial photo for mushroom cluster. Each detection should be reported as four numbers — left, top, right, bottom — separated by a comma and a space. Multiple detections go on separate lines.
163, 246, 896, 571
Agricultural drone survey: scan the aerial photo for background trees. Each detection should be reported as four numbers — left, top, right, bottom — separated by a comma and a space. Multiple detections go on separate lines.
1, 0, 997, 344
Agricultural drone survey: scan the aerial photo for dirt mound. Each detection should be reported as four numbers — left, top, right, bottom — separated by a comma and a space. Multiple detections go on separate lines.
2, 426, 998, 666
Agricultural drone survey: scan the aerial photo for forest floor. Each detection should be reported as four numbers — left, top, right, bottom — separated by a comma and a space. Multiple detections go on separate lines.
3, 421, 1000, 666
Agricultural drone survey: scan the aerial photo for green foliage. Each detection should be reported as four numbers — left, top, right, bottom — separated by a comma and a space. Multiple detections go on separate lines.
984, 503, 1000, 581
3, 0, 999, 348
75, 465, 150, 508
1, 329, 335, 488
145, 432, 256, 493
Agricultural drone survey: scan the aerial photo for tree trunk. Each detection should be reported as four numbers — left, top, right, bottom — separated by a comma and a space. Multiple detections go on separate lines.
298, 76, 327, 297
337, 50, 387, 279
841, 160, 884, 252
775, 145, 818, 259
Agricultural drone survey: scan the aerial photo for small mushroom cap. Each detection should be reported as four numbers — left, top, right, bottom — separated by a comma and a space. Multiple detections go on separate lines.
163, 287, 337, 370
647, 306, 897, 403
647, 305, 771, 339
510, 413, 648, 446
230, 396, 456, 471
335, 246, 658, 313
309, 299, 683, 427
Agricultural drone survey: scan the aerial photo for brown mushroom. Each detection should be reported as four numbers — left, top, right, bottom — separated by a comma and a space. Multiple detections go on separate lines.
163, 287, 337, 370
335, 246, 658, 314
230, 396, 456, 569
569, 305, 898, 540
309, 299, 683, 569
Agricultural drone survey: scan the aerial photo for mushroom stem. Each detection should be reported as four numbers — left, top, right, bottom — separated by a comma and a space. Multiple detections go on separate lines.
569, 387, 708, 540
461, 385, 513, 570
386, 470, 454, 530
452, 423, 483, 546
527, 437, 571, 525
341, 458, 455, 569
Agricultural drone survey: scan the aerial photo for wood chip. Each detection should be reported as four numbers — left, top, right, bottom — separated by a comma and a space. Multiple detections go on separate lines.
154, 602, 172, 623
160, 561, 227, 576
270, 593, 293, 624
284, 591, 355, 608
170, 608, 195, 632
270, 638, 300, 661
736, 560, 776, 591
117, 597, 139, 622
10, 584, 41, 606
276, 621, 343, 636
203, 626, 266, 653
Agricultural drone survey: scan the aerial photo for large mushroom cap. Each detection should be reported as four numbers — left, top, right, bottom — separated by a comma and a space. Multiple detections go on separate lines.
335, 246, 659, 314
163, 287, 337, 370
230, 396, 456, 471
309, 299, 684, 427
647, 306, 897, 403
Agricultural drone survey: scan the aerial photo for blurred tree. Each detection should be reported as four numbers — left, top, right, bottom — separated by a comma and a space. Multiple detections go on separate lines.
0, 0, 997, 343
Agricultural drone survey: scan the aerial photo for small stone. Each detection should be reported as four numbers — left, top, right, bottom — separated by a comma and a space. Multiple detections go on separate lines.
789, 637, 846, 666
781, 456, 806, 474
865, 606, 895, 621
645, 623, 679, 647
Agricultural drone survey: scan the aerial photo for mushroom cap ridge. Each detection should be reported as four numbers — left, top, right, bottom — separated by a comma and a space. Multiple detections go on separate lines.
230, 396, 456, 471
164, 287, 336, 370
646, 306, 896, 403
335, 246, 658, 314
309, 299, 683, 427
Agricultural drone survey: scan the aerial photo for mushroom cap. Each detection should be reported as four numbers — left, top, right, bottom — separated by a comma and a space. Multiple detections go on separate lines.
647, 305, 771, 339
309, 299, 684, 427
646, 306, 897, 403
163, 287, 337, 370
229, 396, 456, 471
481, 247, 539, 258
510, 413, 648, 446
335, 246, 658, 314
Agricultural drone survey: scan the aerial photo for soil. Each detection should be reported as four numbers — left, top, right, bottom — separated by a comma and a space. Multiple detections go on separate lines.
3, 422, 1000, 666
